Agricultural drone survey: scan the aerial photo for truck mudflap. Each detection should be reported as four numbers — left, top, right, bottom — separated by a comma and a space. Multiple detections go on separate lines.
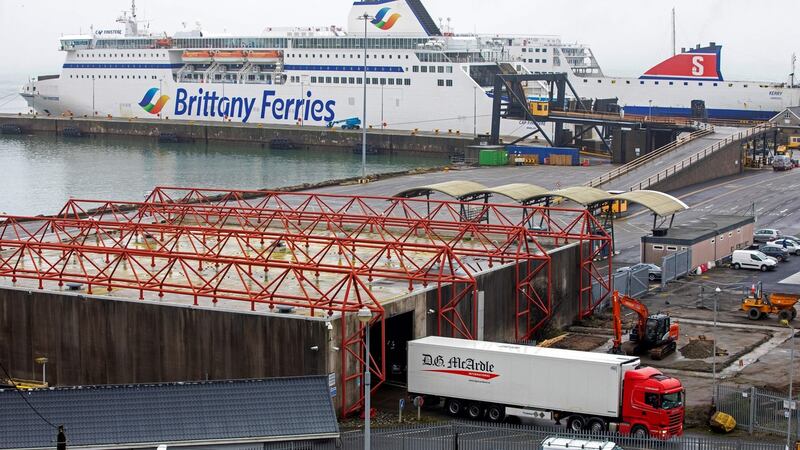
505, 407, 552, 421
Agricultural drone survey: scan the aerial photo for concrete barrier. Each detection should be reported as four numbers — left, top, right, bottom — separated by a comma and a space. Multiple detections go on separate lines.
0, 114, 472, 155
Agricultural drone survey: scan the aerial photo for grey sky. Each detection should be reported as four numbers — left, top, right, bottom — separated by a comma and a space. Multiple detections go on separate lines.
1, 0, 797, 82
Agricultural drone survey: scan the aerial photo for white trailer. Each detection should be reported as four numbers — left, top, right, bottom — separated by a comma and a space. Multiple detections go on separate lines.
407, 336, 685, 438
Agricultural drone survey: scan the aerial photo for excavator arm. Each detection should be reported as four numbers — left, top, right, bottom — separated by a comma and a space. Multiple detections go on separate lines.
610, 291, 651, 353
610, 290, 679, 359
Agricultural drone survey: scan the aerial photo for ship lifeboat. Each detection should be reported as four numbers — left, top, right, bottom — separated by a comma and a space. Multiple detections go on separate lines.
182, 50, 214, 63
247, 50, 282, 63
155, 38, 173, 48
213, 50, 247, 63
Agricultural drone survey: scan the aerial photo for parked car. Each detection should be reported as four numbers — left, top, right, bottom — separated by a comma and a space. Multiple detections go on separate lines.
759, 245, 789, 262
615, 263, 662, 282
771, 238, 800, 255
773, 155, 793, 171
731, 250, 778, 271
754, 228, 782, 243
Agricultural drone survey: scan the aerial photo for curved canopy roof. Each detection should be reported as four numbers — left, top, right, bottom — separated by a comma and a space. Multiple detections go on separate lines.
393, 181, 689, 216
605, 190, 689, 216
546, 186, 611, 206
471, 183, 550, 203
394, 180, 490, 199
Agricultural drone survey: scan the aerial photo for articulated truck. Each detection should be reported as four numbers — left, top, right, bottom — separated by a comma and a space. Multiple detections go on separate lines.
407, 337, 684, 439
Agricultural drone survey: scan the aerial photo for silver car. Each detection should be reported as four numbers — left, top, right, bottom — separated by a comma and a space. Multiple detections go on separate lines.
754, 228, 782, 243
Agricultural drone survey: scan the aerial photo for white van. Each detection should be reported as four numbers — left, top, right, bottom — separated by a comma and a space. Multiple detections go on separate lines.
731, 250, 778, 272
542, 437, 622, 450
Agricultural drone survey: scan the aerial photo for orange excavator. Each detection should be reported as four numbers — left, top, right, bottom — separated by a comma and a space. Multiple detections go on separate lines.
610, 291, 679, 360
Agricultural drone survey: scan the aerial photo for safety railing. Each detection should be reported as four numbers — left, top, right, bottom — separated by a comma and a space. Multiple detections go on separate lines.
585, 122, 715, 188
629, 123, 776, 191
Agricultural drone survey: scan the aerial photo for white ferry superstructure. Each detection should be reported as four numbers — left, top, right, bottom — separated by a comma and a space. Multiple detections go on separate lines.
21, 0, 537, 136
21, 0, 799, 131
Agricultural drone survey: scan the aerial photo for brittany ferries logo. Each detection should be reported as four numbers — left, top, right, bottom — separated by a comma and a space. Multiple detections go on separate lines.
371, 7, 401, 30
138, 88, 170, 115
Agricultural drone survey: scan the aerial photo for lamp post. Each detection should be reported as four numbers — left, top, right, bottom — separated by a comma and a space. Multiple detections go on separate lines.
35, 357, 48, 386
648, 99, 653, 120
357, 307, 374, 450
782, 319, 796, 450
358, 13, 373, 181
92, 76, 96, 117
712, 287, 721, 404
159, 78, 163, 119
473, 85, 477, 136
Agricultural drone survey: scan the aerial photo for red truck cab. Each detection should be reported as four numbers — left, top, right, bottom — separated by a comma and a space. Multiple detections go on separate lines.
619, 367, 684, 438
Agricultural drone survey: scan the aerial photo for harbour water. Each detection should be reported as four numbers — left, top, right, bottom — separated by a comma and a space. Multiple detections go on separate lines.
0, 133, 449, 216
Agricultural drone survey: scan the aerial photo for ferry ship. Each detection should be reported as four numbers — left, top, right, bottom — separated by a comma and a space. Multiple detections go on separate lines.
20, 0, 800, 132
20, 0, 531, 136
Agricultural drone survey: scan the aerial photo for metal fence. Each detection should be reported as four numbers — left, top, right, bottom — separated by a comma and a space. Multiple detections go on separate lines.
717, 384, 799, 439
330, 421, 785, 450
613, 266, 650, 298
661, 249, 692, 288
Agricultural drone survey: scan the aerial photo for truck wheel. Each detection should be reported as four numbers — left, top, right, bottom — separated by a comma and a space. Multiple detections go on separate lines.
747, 308, 761, 320
486, 404, 505, 423
779, 309, 792, 321
587, 418, 607, 433
567, 416, 585, 432
466, 402, 483, 420
446, 399, 462, 416
733, 263, 741, 270
631, 425, 649, 439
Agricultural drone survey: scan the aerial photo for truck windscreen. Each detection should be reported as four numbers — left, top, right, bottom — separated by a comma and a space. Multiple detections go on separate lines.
661, 391, 683, 409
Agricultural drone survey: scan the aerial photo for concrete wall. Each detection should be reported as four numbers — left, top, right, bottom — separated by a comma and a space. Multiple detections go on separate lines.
647, 139, 744, 192
0, 115, 470, 155
0, 289, 329, 387
422, 242, 582, 342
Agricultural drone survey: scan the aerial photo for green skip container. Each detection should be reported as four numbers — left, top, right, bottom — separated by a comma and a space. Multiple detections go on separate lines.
479, 149, 508, 166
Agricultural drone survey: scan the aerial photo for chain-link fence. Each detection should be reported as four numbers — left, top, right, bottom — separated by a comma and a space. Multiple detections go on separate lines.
661, 249, 692, 288
717, 384, 799, 439
331, 421, 784, 450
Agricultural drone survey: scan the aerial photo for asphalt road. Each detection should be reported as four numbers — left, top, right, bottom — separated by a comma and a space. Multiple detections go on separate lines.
613, 167, 800, 267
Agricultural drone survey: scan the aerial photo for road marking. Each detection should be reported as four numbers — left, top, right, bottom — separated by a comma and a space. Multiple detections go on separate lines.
779, 271, 800, 285
781, 209, 789, 214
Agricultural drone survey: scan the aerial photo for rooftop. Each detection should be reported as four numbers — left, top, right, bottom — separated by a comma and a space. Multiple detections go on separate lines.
643, 214, 755, 245
0, 376, 339, 450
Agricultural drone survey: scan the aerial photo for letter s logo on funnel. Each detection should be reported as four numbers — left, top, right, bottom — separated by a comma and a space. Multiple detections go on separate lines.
371, 7, 401, 30
139, 87, 170, 115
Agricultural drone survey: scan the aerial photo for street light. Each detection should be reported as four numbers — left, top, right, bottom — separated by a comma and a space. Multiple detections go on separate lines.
357, 13, 373, 181
357, 306, 374, 450
781, 319, 795, 450
35, 357, 48, 386
712, 287, 721, 404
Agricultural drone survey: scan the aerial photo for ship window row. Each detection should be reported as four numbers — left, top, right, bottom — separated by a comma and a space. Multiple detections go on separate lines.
437, 79, 454, 87
412, 66, 454, 73
287, 53, 409, 60
174, 38, 289, 49
303, 76, 412, 86
292, 37, 431, 50
582, 78, 747, 88
521, 48, 550, 53
523, 59, 547, 64
74, 52, 167, 59
68, 74, 159, 80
